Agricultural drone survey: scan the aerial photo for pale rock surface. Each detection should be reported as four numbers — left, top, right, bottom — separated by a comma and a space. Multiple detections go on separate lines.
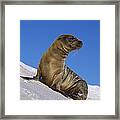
20, 62, 100, 100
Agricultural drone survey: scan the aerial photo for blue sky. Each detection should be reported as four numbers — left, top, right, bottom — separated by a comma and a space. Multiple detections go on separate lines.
20, 20, 100, 86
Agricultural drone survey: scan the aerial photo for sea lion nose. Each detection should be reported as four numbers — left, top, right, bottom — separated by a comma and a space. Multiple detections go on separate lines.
79, 40, 83, 44
78, 40, 83, 46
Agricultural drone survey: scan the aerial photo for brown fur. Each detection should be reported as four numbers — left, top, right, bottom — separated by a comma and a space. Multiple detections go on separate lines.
21, 35, 88, 100
37, 35, 88, 100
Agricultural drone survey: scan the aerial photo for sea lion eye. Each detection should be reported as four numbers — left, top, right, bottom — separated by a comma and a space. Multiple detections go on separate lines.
66, 37, 74, 41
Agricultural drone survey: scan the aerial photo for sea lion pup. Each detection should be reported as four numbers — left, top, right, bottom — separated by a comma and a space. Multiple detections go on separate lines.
21, 35, 88, 100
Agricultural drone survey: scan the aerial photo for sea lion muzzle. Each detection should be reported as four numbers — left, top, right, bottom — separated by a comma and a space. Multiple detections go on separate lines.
68, 39, 83, 50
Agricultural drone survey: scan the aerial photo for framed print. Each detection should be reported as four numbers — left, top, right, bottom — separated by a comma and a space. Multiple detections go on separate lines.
0, 0, 119, 119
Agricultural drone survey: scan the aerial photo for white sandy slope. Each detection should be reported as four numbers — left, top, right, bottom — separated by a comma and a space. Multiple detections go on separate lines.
20, 62, 100, 100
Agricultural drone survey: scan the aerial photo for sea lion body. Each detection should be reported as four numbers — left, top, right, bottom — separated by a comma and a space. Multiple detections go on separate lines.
36, 35, 88, 100
21, 35, 88, 100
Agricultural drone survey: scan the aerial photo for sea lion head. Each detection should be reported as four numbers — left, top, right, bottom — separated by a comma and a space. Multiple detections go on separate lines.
56, 34, 83, 52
